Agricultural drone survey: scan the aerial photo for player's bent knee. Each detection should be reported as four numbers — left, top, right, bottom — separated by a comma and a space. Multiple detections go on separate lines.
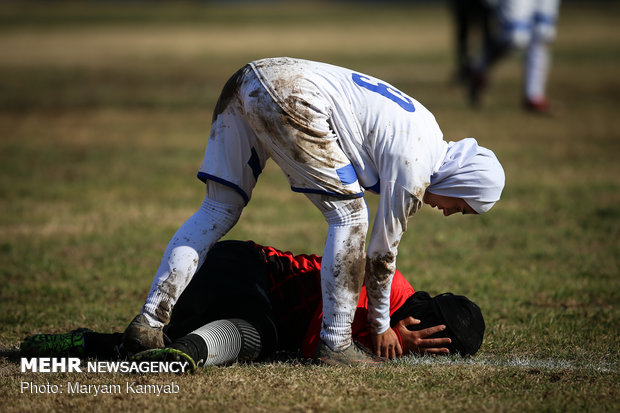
321, 197, 368, 228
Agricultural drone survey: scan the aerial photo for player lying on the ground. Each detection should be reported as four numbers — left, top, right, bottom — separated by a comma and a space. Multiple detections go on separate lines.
21, 240, 485, 369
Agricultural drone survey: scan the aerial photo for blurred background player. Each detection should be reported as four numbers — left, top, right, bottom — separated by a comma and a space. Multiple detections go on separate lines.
468, 0, 562, 112
21, 241, 486, 369
448, 0, 494, 84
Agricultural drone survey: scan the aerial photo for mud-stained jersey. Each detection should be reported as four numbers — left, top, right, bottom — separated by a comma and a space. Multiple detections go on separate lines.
249, 57, 447, 332
250, 57, 447, 199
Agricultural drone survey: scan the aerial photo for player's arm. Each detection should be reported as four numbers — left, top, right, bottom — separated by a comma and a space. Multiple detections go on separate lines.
366, 181, 421, 359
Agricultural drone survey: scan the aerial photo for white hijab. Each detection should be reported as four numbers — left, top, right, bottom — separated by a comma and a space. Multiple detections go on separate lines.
427, 138, 505, 214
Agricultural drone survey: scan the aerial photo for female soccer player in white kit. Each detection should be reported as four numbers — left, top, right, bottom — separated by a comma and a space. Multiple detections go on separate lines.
123, 57, 505, 365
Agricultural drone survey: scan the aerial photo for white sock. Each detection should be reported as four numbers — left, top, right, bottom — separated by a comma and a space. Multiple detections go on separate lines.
142, 195, 243, 327
321, 313, 354, 352
525, 39, 550, 101
319, 200, 368, 351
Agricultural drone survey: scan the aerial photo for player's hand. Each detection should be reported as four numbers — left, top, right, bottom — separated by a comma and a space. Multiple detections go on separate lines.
371, 328, 402, 360
395, 316, 451, 355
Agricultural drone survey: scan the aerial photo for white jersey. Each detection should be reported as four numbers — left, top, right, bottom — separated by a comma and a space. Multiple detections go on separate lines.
198, 58, 448, 333
249, 57, 447, 259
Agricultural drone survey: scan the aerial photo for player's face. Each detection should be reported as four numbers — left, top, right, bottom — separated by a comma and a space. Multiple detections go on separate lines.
422, 191, 478, 216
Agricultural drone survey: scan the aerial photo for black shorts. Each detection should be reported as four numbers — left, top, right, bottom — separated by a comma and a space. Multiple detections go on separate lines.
164, 240, 278, 358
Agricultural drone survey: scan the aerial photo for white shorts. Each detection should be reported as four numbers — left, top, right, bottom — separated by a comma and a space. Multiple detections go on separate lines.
497, 0, 561, 45
198, 65, 363, 205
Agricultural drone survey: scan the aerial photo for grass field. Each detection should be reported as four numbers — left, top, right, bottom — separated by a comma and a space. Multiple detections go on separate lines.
0, 1, 619, 411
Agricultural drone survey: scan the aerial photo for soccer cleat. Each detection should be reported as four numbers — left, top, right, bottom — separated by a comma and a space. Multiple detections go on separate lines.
131, 348, 197, 373
20, 328, 92, 357
524, 97, 551, 114
122, 314, 165, 355
314, 340, 387, 366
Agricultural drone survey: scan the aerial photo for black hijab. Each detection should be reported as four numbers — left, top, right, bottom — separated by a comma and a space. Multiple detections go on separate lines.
390, 291, 485, 356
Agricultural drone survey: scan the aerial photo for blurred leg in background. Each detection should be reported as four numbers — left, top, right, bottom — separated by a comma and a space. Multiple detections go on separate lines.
467, 0, 561, 112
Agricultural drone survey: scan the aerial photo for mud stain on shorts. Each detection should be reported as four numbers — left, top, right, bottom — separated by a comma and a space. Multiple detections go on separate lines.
255, 61, 338, 170
250, 87, 340, 175
212, 64, 252, 123
244, 59, 357, 196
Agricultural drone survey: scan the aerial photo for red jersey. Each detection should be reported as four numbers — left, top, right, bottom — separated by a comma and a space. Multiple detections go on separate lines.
251, 242, 414, 357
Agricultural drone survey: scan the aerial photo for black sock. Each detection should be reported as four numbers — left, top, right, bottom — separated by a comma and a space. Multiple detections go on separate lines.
83, 332, 124, 360
169, 334, 208, 364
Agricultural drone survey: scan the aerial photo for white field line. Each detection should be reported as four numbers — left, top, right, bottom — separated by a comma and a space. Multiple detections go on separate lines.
395, 355, 619, 373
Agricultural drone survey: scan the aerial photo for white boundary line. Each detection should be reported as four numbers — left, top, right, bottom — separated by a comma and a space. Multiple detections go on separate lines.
395, 355, 619, 373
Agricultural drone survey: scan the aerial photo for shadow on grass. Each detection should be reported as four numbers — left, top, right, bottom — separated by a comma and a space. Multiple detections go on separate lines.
0, 347, 21, 364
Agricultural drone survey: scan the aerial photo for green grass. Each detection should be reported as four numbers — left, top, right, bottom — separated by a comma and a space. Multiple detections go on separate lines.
0, 1, 619, 412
